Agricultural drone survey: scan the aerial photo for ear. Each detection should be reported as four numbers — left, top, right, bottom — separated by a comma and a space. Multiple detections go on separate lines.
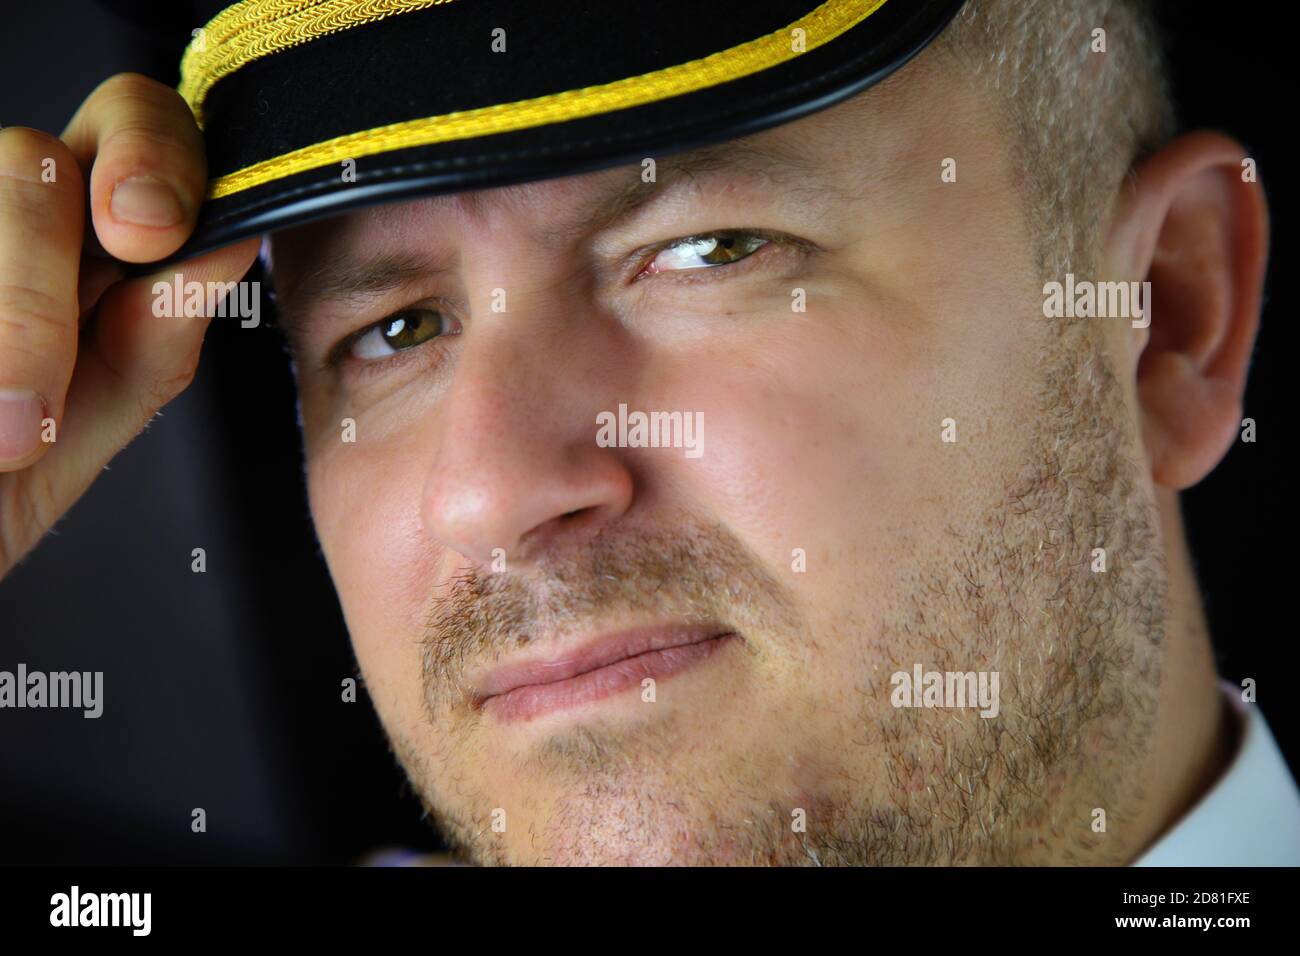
1102, 131, 1268, 490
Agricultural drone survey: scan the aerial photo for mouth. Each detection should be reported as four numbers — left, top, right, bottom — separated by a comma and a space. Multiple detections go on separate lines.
471, 625, 738, 723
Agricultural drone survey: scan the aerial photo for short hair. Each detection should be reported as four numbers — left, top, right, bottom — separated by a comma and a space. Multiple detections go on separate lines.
933, 0, 1177, 275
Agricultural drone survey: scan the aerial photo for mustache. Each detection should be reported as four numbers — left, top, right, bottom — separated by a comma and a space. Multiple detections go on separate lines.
419, 519, 802, 713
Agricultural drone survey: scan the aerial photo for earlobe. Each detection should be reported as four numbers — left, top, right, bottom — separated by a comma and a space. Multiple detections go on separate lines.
1104, 131, 1269, 490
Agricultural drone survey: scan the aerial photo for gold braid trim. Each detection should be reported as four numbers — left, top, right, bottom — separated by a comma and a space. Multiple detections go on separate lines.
180, 0, 461, 127
187, 0, 890, 200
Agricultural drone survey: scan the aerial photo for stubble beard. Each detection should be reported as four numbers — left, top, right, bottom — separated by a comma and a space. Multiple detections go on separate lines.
382, 320, 1166, 866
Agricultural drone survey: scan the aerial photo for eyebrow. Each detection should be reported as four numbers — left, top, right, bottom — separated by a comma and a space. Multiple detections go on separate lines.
273, 135, 832, 338
277, 250, 443, 328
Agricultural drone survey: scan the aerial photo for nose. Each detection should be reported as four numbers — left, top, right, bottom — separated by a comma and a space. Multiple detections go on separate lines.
420, 307, 635, 567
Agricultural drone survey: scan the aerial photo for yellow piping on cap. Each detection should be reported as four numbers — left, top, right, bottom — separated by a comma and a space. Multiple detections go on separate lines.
195, 0, 890, 200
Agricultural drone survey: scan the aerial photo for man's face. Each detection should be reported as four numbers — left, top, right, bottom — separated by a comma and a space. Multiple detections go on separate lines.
271, 52, 1165, 864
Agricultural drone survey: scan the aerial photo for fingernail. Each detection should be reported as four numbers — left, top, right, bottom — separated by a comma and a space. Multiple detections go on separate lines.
0, 389, 46, 463
110, 176, 183, 227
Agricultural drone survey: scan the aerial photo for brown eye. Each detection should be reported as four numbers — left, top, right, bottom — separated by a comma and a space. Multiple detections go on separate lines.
349, 308, 458, 361
644, 232, 768, 273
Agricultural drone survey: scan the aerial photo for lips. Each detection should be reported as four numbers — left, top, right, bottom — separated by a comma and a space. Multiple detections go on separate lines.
472, 625, 737, 723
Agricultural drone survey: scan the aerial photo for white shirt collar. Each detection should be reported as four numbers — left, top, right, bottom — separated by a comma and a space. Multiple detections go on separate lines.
1133, 681, 1300, 865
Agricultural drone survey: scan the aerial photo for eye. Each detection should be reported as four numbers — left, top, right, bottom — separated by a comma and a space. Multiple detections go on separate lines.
348, 307, 460, 361
640, 231, 769, 276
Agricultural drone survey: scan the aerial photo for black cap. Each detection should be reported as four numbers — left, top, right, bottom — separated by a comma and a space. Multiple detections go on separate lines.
163, 0, 966, 262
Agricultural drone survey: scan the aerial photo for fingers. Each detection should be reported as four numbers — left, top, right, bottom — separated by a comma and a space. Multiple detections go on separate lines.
62, 72, 208, 264
89, 237, 262, 432
0, 71, 235, 574
0, 238, 261, 570
0, 126, 85, 469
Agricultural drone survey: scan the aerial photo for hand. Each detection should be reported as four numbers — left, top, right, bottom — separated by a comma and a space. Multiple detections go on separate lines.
0, 72, 260, 578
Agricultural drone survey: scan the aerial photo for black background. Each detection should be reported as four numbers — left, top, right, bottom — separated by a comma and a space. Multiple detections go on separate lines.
0, 0, 1292, 865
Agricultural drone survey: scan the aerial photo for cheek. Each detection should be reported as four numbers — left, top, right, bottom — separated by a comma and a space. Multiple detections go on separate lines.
670, 358, 857, 567
305, 429, 441, 700
645, 320, 909, 697
658, 308, 941, 600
